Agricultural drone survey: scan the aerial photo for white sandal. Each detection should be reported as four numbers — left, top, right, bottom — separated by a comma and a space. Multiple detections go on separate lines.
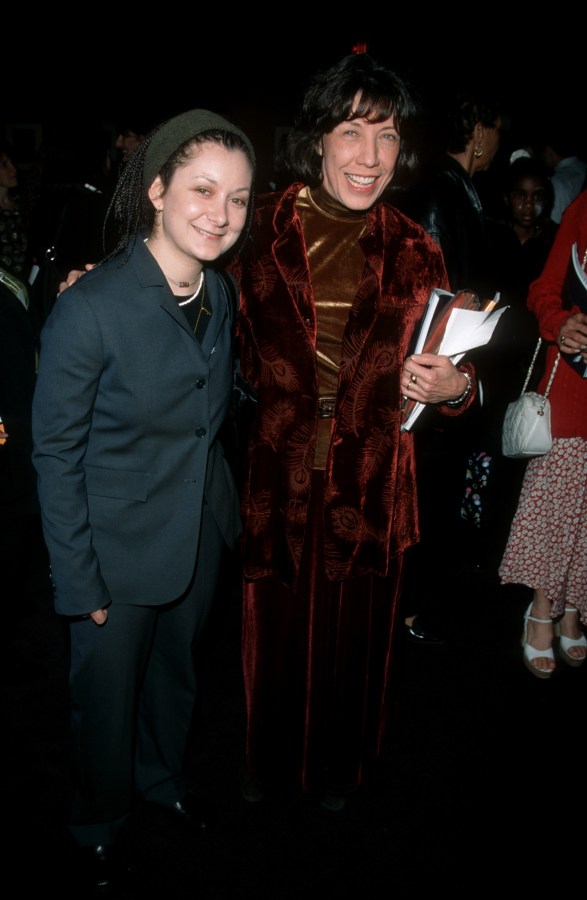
554, 607, 587, 668
522, 603, 556, 679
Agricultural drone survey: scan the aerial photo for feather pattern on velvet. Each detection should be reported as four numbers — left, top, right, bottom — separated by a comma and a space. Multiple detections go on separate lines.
250, 254, 280, 301
246, 489, 273, 537
258, 343, 301, 392
339, 343, 395, 434
256, 399, 297, 450
357, 427, 394, 489
285, 421, 316, 496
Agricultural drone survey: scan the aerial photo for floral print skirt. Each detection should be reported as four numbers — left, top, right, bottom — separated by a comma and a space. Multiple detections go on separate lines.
499, 437, 587, 624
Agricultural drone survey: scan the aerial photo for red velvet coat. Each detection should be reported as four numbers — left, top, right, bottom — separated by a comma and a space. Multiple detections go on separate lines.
232, 183, 475, 587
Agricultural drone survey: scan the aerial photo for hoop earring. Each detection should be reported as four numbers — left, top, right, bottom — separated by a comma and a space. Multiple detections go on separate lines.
473, 146, 483, 159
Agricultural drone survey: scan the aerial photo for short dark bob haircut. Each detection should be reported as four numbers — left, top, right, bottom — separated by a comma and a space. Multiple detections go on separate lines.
283, 53, 421, 192
445, 90, 501, 155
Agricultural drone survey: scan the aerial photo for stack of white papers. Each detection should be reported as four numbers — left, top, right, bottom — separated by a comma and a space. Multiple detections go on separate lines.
401, 290, 508, 432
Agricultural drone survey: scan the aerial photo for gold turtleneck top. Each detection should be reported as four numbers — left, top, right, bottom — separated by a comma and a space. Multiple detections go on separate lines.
296, 185, 368, 469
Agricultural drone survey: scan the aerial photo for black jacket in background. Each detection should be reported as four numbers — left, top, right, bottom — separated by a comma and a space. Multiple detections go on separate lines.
399, 154, 495, 297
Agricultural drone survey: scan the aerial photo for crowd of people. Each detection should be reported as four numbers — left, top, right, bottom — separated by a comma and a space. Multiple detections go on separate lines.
2, 51, 586, 897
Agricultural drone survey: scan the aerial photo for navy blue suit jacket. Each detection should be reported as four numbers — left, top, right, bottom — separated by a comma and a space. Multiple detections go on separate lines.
32, 236, 241, 617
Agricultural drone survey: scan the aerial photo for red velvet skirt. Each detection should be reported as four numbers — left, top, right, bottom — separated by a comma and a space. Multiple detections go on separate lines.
242, 471, 404, 798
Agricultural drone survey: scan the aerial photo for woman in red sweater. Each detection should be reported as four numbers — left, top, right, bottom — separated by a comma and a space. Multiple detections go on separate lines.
499, 189, 587, 678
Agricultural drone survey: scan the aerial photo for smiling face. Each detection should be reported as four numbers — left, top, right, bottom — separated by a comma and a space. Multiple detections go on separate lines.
147, 140, 252, 277
318, 98, 401, 211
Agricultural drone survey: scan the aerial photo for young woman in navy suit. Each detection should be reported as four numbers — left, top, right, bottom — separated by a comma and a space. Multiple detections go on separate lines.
32, 110, 255, 892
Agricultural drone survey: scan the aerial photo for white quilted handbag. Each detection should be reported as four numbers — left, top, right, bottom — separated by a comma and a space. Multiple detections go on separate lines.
502, 338, 560, 459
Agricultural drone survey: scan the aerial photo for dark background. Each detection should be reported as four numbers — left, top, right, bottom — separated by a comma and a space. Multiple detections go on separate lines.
4, 18, 584, 189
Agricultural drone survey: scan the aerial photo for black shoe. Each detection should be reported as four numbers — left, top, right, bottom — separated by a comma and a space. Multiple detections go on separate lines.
158, 793, 214, 831
77, 843, 128, 896
404, 616, 445, 645
320, 792, 346, 812
239, 764, 265, 802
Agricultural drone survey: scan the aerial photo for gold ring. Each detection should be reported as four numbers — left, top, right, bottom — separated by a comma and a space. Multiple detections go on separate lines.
410, 373, 418, 384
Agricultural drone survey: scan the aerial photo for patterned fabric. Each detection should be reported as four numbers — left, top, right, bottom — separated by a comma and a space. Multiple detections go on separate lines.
232, 183, 476, 587
461, 449, 494, 528
0, 200, 28, 280
499, 437, 587, 623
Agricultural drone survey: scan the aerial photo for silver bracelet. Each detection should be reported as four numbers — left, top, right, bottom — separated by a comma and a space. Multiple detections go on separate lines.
445, 370, 472, 407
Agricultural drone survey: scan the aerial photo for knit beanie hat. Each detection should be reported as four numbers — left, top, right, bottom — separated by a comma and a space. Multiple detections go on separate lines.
143, 109, 255, 189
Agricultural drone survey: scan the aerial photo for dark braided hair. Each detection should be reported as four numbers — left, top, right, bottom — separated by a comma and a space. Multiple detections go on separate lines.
101, 126, 159, 262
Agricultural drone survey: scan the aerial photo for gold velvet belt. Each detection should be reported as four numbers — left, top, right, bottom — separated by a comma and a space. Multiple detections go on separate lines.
317, 396, 337, 419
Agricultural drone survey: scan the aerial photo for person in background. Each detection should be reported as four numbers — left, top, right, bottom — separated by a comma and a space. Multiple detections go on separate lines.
0, 140, 43, 654
0, 261, 52, 685
396, 83, 504, 642
536, 118, 587, 225
485, 155, 558, 414
499, 189, 587, 678
27, 122, 116, 329
231, 53, 477, 812
32, 109, 255, 894
114, 119, 153, 172
482, 156, 560, 554
0, 134, 31, 282
400, 83, 502, 296
494, 155, 558, 301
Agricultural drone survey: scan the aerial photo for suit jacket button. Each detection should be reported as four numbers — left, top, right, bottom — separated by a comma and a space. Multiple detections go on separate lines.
196, 378, 206, 389
195, 427, 207, 437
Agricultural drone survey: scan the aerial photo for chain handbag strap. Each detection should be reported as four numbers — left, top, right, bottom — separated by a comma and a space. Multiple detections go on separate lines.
520, 337, 560, 411
542, 350, 560, 401
519, 242, 585, 409
520, 337, 543, 393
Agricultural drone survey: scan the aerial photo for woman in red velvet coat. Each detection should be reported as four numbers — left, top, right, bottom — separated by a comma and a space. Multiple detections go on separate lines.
232, 54, 478, 810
